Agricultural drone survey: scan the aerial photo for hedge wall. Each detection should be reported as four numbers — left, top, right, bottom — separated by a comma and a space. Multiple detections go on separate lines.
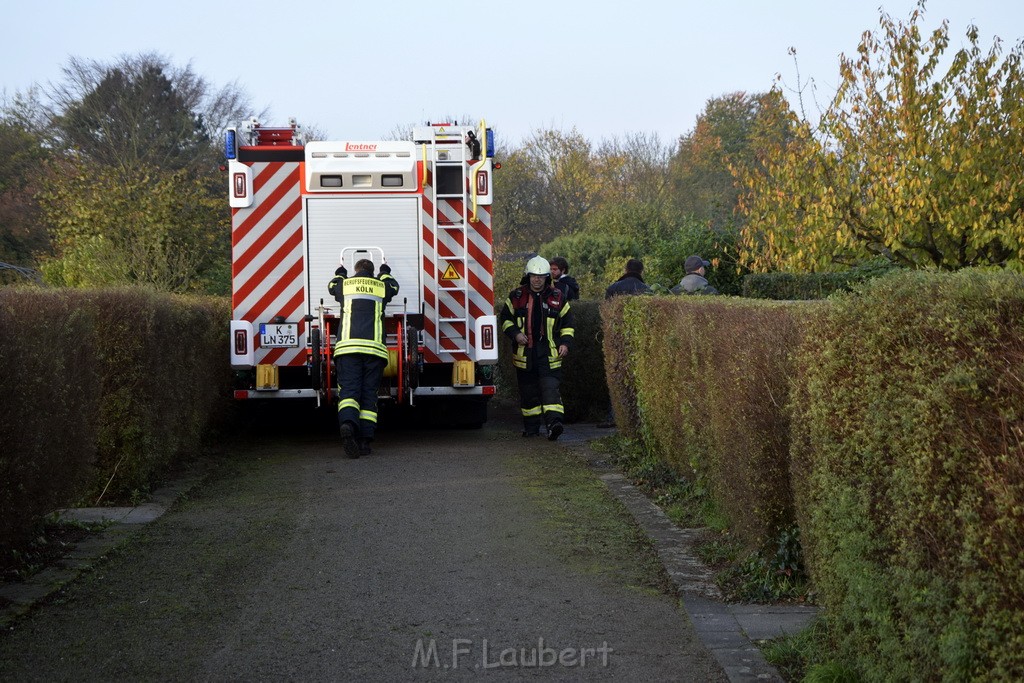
790, 270, 1024, 680
604, 294, 808, 549
0, 288, 231, 551
601, 270, 1024, 678
741, 258, 901, 300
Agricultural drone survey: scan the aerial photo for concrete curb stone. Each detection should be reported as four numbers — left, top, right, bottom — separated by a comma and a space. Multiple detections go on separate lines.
0, 462, 210, 630
558, 424, 820, 683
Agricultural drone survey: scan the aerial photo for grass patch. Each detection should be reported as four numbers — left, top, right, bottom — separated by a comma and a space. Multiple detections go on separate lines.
1, 516, 108, 583
763, 619, 857, 683
591, 435, 707, 529
509, 444, 674, 596
698, 526, 815, 605
595, 434, 815, 605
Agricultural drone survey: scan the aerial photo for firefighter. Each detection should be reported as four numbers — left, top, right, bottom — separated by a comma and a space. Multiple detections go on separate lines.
329, 258, 400, 458
500, 255, 575, 440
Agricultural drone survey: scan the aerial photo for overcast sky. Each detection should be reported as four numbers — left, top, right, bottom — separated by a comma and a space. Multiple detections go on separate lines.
2, 0, 1021, 147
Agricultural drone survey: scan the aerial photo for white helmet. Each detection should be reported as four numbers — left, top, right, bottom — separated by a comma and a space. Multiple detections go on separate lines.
525, 255, 550, 275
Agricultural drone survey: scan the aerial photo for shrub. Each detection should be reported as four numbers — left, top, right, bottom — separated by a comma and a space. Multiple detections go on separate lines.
606, 294, 810, 550
790, 270, 1024, 680
0, 287, 231, 551
742, 258, 901, 300
0, 289, 100, 550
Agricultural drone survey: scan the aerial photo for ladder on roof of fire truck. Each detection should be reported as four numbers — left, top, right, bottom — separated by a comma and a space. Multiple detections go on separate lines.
427, 125, 471, 355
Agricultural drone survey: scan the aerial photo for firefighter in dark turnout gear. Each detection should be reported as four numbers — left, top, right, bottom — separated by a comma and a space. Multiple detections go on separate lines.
499, 255, 575, 440
328, 258, 399, 458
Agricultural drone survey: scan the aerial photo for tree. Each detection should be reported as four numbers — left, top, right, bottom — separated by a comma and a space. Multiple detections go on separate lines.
47, 53, 255, 176
736, 2, 1024, 272
670, 91, 786, 232
0, 119, 49, 280
493, 127, 599, 251
39, 161, 225, 292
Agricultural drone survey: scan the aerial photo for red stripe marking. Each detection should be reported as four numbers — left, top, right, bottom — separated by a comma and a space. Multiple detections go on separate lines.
241, 259, 304, 323
233, 199, 302, 276
466, 237, 494, 275
234, 225, 304, 304
233, 166, 300, 246
467, 269, 494, 310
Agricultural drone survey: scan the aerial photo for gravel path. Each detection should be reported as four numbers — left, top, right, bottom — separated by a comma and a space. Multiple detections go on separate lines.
0, 410, 726, 681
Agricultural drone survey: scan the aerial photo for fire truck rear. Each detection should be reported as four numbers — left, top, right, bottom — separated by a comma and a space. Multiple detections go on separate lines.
225, 119, 499, 425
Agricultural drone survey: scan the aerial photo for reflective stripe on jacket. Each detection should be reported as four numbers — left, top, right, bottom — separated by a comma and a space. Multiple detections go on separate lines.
328, 271, 399, 359
499, 285, 574, 371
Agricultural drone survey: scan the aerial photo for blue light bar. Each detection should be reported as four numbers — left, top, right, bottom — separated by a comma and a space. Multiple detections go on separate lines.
485, 129, 495, 158
225, 130, 237, 160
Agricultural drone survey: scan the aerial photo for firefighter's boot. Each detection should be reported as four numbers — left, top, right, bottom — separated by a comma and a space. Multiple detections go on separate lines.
358, 438, 372, 456
339, 421, 360, 459
546, 421, 563, 442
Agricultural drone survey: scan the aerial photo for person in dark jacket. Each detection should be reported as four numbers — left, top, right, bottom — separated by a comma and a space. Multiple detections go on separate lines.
550, 256, 580, 301
328, 258, 400, 458
500, 255, 575, 440
605, 258, 653, 299
671, 255, 720, 295
600, 258, 652, 428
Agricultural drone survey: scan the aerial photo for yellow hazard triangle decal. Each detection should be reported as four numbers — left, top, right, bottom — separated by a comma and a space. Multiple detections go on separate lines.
441, 263, 461, 280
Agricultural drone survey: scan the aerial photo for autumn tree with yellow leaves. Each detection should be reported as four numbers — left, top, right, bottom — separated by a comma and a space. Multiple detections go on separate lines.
735, 2, 1024, 272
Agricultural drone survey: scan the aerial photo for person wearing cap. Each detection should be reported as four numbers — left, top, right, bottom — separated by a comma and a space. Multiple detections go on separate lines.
329, 258, 400, 458
499, 255, 575, 440
671, 255, 720, 295
549, 256, 580, 301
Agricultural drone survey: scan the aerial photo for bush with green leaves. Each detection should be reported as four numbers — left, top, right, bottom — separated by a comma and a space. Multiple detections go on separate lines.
741, 257, 901, 300
790, 269, 1024, 680
605, 294, 808, 550
0, 288, 231, 551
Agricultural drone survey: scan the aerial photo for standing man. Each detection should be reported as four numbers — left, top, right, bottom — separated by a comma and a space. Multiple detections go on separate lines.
605, 258, 653, 299
550, 256, 580, 301
329, 258, 400, 458
500, 255, 575, 440
671, 255, 720, 295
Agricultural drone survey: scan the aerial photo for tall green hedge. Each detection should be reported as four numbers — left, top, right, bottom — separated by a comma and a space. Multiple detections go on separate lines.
605, 294, 808, 549
742, 258, 901, 300
790, 270, 1024, 680
603, 270, 1024, 677
0, 290, 100, 550
0, 288, 231, 551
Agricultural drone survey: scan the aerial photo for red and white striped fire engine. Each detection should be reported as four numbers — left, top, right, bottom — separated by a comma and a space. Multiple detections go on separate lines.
225, 118, 498, 425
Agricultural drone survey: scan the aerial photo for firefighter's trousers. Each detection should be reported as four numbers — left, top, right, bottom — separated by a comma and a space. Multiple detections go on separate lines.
515, 347, 564, 435
335, 353, 386, 440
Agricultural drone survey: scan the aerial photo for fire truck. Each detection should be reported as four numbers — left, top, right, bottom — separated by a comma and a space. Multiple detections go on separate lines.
225, 118, 498, 425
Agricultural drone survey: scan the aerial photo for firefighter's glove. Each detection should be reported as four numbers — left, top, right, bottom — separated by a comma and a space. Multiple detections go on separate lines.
336, 266, 347, 277
378, 263, 391, 275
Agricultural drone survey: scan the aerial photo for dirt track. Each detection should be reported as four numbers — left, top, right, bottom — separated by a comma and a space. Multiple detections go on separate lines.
0, 407, 725, 681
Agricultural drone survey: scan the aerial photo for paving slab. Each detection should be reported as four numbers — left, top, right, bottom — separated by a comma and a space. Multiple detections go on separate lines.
565, 424, 821, 683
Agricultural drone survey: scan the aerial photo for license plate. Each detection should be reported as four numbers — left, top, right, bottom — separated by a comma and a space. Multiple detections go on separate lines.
259, 323, 298, 348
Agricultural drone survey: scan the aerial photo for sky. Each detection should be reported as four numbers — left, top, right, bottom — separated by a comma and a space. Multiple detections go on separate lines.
1, 0, 1021, 147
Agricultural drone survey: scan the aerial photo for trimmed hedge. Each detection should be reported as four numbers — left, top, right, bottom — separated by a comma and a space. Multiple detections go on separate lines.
742, 258, 901, 300
790, 270, 1024, 680
0, 290, 100, 550
605, 294, 808, 549
0, 288, 231, 551
604, 269, 1024, 678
